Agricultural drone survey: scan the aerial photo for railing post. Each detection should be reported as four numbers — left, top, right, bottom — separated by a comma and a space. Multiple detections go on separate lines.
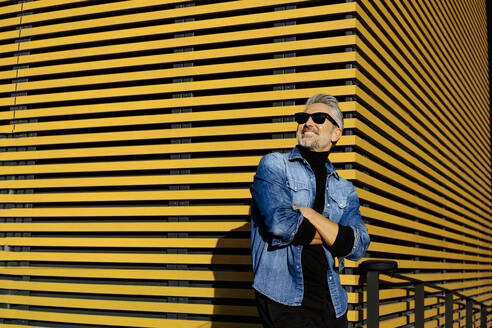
480, 305, 486, 328
465, 300, 472, 328
414, 283, 424, 328
367, 270, 379, 328
445, 292, 453, 328
360, 260, 398, 328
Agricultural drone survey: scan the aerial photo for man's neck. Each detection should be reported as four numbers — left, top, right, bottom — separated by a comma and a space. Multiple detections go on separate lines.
297, 145, 331, 165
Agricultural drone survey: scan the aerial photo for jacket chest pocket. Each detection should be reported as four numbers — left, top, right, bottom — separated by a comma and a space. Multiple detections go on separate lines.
286, 180, 311, 206
328, 194, 347, 223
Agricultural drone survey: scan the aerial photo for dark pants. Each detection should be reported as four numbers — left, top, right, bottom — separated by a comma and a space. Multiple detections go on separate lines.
255, 291, 348, 328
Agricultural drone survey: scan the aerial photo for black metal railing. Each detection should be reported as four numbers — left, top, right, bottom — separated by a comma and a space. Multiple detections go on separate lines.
360, 260, 491, 328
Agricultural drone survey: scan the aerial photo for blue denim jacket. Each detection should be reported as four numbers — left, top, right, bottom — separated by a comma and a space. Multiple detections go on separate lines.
250, 146, 370, 318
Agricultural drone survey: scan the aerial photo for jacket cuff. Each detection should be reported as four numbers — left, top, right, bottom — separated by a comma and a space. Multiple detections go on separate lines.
291, 219, 316, 245
327, 225, 354, 257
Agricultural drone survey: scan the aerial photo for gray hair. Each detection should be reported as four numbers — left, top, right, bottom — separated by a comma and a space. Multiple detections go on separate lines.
305, 93, 344, 130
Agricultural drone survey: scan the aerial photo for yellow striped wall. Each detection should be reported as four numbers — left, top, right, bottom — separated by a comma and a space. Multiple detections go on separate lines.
0, 1, 489, 327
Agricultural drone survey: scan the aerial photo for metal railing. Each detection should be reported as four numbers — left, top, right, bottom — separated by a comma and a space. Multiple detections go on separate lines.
360, 260, 491, 328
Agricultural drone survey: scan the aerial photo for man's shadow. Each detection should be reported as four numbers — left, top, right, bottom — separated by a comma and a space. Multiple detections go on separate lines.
210, 219, 262, 328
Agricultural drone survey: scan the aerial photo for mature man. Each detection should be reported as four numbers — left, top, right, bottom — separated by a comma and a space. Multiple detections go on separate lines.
250, 94, 370, 327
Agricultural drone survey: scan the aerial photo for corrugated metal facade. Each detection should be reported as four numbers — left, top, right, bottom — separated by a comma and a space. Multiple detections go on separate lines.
0, 1, 489, 327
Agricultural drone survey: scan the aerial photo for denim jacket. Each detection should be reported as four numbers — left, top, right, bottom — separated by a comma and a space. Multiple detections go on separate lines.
250, 146, 370, 317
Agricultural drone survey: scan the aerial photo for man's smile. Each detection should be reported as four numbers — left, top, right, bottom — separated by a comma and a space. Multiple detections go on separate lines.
302, 130, 317, 137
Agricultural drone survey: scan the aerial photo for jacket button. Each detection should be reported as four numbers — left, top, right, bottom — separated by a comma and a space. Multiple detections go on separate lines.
296, 265, 300, 269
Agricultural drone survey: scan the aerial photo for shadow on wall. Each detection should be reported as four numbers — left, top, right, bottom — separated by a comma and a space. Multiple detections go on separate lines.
211, 219, 262, 328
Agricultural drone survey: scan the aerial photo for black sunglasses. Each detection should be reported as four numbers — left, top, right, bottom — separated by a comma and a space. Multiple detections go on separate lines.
294, 112, 339, 128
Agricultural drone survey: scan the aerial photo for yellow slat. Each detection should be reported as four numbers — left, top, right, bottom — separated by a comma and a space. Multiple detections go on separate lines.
0, 308, 261, 328
1, 237, 250, 248
0, 56, 18, 68
0, 69, 17, 80
0, 251, 251, 265
21, 0, 90, 12
378, 273, 492, 291
0, 295, 258, 316
345, 258, 492, 270
0, 172, 255, 188
394, 272, 492, 285
446, 279, 492, 292
0, 205, 250, 217
0, 30, 20, 42
0, 83, 15, 94
0, 3, 20, 15
0, 221, 251, 232
0, 325, 47, 328
0, 280, 254, 299
0, 189, 251, 202
368, 242, 491, 263
0, 267, 254, 281
0, 152, 355, 175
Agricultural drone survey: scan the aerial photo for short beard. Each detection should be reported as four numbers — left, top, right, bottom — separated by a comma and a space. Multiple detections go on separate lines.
297, 135, 317, 149
296, 126, 334, 151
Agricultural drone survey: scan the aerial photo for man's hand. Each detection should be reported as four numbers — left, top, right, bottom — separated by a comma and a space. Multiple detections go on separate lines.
293, 205, 339, 246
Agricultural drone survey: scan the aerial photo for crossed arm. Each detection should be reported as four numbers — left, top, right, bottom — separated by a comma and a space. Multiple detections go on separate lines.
293, 205, 339, 246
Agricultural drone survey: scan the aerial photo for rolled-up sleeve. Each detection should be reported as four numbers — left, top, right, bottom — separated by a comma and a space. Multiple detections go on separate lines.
339, 186, 370, 261
250, 153, 304, 247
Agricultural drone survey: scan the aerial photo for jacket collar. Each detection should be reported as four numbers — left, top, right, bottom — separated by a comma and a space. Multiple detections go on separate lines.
288, 146, 340, 180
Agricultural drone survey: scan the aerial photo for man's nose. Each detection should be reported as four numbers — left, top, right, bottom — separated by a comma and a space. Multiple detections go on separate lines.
304, 116, 315, 126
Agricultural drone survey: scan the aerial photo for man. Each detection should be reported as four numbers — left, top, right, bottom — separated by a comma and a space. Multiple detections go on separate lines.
250, 94, 370, 327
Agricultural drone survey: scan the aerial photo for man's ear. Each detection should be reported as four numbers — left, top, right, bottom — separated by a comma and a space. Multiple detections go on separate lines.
331, 128, 343, 143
